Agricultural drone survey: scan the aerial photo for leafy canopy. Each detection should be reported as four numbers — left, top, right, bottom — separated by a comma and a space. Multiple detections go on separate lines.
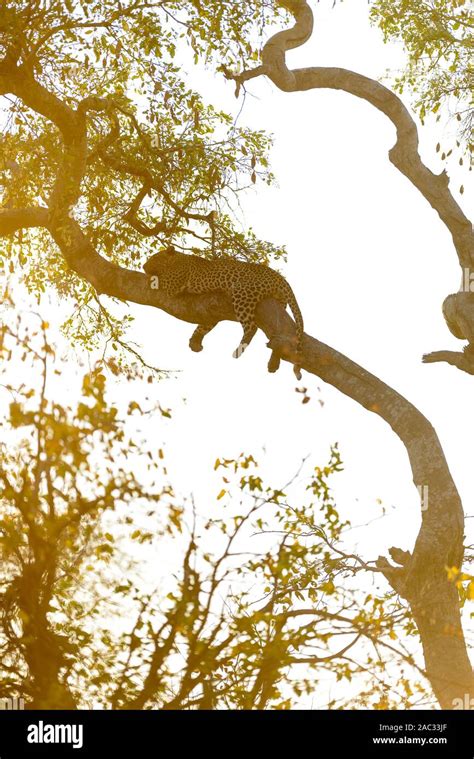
0, 1, 288, 360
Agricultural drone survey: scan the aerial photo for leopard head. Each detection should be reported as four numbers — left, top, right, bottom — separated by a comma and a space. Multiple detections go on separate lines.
143, 246, 179, 275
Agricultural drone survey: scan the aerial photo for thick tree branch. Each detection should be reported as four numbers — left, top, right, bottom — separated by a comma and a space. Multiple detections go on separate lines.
0, 207, 49, 235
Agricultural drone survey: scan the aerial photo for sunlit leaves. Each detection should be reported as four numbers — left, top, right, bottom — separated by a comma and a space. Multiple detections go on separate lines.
0, 339, 429, 708
0, 1, 287, 364
371, 0, 473, 155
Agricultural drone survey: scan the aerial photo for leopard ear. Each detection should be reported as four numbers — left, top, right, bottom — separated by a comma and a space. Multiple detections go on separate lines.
154, 246, 176, 257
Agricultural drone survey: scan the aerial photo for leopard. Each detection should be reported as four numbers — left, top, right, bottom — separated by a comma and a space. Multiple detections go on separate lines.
144, 246, 304, 379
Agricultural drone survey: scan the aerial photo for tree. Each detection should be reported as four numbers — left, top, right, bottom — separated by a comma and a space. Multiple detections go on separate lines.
0, 316, 434, 709
0, 0, 473, 709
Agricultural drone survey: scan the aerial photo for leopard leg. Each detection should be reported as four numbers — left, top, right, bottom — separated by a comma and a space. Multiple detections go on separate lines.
230, 291, 258, 358
267, 350, 281, 374
232, 322, 257, 358
189, 323, 217, 352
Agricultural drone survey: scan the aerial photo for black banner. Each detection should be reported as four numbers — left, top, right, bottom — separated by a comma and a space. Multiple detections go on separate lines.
0, 709, 472, 757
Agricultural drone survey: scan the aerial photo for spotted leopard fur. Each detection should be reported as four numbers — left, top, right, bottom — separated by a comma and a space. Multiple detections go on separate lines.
144, 247, 304, 379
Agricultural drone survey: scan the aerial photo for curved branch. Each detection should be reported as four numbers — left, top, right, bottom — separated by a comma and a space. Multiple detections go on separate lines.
123, 183, 168, 236
230, 0, 473, 269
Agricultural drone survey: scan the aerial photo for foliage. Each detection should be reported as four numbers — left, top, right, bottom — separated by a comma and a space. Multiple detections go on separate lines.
371, 0, 473, 155
0, 1, 288, 362
0, 317, 432, 709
